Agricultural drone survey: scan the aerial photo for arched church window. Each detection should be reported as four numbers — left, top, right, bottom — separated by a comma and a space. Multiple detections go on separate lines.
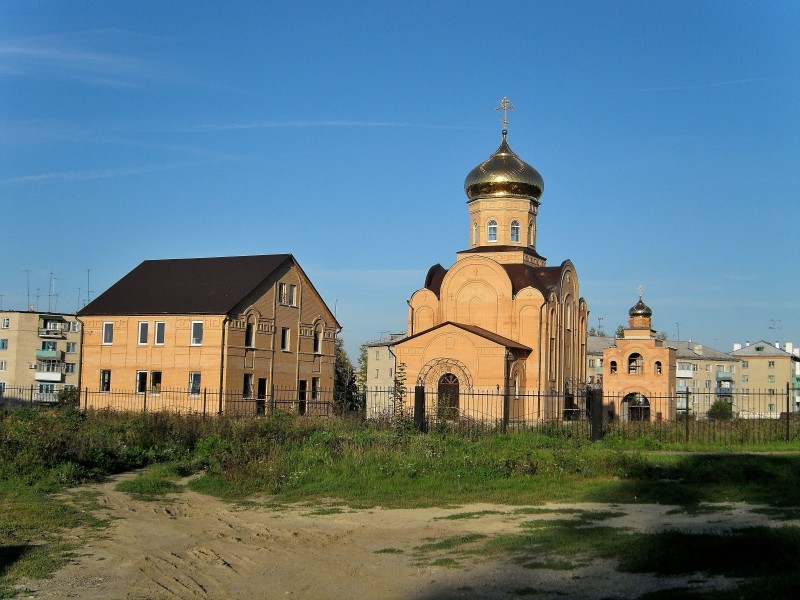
313, 322, 323, 354
472, 222, 478, 245
245, 316, 255, 348
610, 361, 617, 374
487, 220, 497, 242
628, 353, 643, 374
511, 220, 520, 243
529, 219, 536, 246
654, 361, 662, 375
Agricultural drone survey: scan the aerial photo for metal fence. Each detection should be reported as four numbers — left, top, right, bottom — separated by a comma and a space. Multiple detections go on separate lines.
3, 382, 798, 444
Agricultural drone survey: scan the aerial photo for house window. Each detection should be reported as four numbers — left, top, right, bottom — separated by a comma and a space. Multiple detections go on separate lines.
487, 220, 497, 242
155, 322, 165, 345
64, 363, 75, 374
311, 377, 320, 401
245, 318, 255, 348
279, 283, 297, 306
136, 371, 147, 394
281, 327, 290, 351
278, 282, 287, 304
243, 373, 253, 398
510, 220, 520, 243
150, 371, 162, 393
188, 372, 201, 395
288, 284, 297, 306
313, 323, 322, 354
1, 318, 9, 328
102, 322, 114, 345
756, 346, 764, 352
100, 369, 111, 392
66, 342, 77, 353
768, 361, 775, 368
138, 322, 149, 345
190, 321, 203, 345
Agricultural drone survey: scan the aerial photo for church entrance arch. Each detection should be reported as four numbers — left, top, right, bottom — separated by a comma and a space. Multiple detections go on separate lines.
621, 392, 650, 422
437, 373, 460, 419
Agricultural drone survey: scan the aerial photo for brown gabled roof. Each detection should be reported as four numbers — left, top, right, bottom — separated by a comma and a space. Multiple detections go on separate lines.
398, 321, 531, 352
78, 254, 293, 316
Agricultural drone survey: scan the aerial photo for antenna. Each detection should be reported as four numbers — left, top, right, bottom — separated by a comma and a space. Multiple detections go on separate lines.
769, 319, 781, 332
86, 268, 93, 305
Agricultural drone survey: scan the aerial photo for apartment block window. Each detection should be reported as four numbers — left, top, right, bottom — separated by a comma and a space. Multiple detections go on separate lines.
155, 322, 165, 345
731, 365, 736, 374
190, 321, 203, 346
102, 322, 114, 345
742, 361, 748, 368
705, 380, 712, 389
136, 371, 147, 394
0, 361, 6, 371
768, 375, 776, 383
1, 318, 9, 328
588, 359, 596, 368
374, 369, 379, 379
742, 375, 749, 382
705, 364, 712, 372
100, 369, 111, 392
41, 341, 57, 351
138, 321, 149, 345
66, 342, 77, 353
69, 321, 80, 332
64, 363, 75, 374
768, 361, 775, 368
742, 388, 749, 395
281, 327, 290, 351
375, 350, 379, 360
0, 339, 8, 350
487, 219, 498, 242
768, 403, 776, 412
188, 372, 201, 395
150, 371, 162, 393
510, 220, 520, 243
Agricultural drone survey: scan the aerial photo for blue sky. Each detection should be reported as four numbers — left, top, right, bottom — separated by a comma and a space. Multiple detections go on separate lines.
2, 0, 798, 360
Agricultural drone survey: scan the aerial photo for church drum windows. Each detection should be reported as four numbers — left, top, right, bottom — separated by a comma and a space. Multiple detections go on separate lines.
487, 220, 497, 243
510, 220, 520, 243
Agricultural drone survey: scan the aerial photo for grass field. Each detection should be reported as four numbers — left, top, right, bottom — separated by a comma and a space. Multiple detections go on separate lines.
1, 407, 799, 598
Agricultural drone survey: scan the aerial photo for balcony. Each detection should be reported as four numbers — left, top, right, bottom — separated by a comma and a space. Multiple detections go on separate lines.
715, 386, 734, 396
38, 327, 66, 339
35, 349, 64, 361
676, 369, 694, 379
35, 368, 64, 383
715, 372, 734, 381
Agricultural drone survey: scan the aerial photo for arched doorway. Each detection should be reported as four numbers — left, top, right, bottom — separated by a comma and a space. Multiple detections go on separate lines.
622, 392, 650, 421
437, 373, 459, 420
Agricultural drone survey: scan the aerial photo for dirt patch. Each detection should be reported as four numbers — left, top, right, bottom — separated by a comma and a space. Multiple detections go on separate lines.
17, 474, 793, 599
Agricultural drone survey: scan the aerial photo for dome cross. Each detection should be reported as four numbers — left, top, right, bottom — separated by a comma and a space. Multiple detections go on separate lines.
495, 97, 515, 136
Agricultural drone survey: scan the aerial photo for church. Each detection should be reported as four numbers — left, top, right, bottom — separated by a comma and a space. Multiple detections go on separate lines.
395, 99, 589, 421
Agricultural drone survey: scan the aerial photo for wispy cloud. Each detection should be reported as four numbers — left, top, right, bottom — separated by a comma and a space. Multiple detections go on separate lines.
0, 29, 174, 88
182, 120, 478, 133
633, 78, 771, 92
0, 161, 206, 185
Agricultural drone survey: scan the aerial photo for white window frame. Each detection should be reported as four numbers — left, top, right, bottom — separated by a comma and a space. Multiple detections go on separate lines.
66, 342, 77, 353
1, 318, 9, 329
510, 220, 520, 243
136, 371, 147, 394
281, 327, 290, 351
487, 219, 498, 242
69, 321, 80, 332
138, 321, 149, 345
0, 339, 7, 350
155, 321, 165, 345
64, 363, 75, 374
188, 372, 201, 396
190, 321, 204, 346
102, 322, 114, 345
288, 284, 297, 306
0, 361, 6, 371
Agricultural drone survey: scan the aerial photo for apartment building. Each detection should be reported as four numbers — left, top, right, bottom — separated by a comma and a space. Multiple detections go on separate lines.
730, 341, 800, 417
0, 310, 82, 403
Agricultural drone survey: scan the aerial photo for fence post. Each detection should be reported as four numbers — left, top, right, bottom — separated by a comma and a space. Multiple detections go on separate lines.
217, 388, 223, 415
589, 388, 604, 441
414, 385, 425, 432
684, 389, 690, 443
29, 385, 34, 407
203, 388, 207, 417
786, 383, 791, 443
143, 385, 148, 413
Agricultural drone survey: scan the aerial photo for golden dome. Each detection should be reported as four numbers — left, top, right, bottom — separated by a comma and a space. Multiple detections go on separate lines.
464, 133, 544, 202
629, 297, 653, 318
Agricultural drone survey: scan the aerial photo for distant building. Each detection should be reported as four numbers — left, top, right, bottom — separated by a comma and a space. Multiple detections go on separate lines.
671, 341, 739, 416
77, 254, 338, 414
730, 341, 800, 417
587, 335, 615, 387
362, 331, 405, 417
0, 310, 82, 404
602, 296, 676, 421
395, 100, 588, 421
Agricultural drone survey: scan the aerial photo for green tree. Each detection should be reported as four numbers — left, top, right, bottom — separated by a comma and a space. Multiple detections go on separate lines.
334, 338, 360, 414
707, 399, 735, 421
615, 325, 625, 339
356, 344, 368, 390
55, 386, 79, 407
656, 331, 669, 341
392, 362, 407, 419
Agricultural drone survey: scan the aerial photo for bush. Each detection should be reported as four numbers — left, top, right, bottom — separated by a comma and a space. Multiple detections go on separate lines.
707, 399, 735, 421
